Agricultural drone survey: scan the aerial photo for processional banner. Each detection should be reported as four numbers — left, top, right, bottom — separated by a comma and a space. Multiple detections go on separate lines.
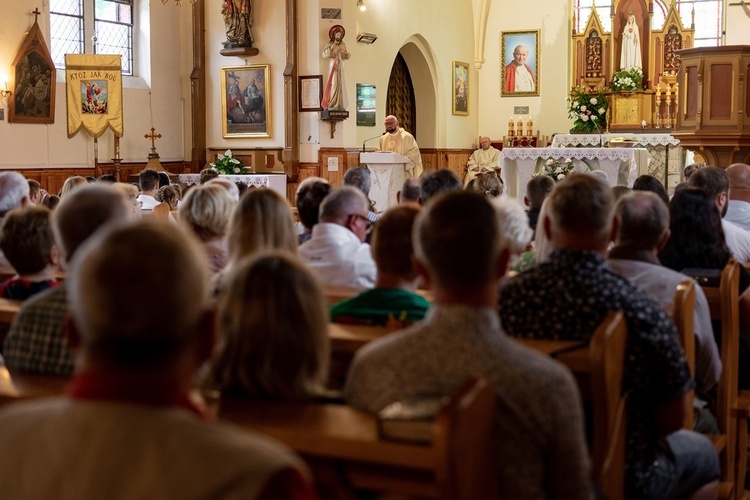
65, 54, 123, 138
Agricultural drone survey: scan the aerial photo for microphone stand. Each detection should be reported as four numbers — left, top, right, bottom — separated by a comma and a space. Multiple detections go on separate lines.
362, 132, 386, 153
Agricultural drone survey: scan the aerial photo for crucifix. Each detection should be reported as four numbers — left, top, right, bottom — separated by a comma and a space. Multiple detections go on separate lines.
145, 127, 162, 154
32, 8, 41, 24
144, 127, 168, 173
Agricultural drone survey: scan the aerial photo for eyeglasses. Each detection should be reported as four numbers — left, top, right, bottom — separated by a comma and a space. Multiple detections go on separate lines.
349, 213, 373, 234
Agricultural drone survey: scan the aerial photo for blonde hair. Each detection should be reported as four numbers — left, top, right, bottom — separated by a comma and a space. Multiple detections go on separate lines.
210, 252, 330, 400
179, 184, 235, 242
59, 176, 88, 200
227, 189, 297, 266
112, 182, 139, 202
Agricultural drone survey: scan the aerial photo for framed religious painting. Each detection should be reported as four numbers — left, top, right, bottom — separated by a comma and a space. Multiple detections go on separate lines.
452, 61, 469, 116
9, 19, 56, 124
501, 30, 540, 97
221, 64, 271, 138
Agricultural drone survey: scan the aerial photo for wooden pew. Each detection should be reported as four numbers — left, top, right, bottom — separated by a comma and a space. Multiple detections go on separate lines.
672, 279, 697, 429
328, 323, 401, 388
0, 265, 65, 283
691, 260, 742, 499
220, 378, 497, 500
516, 313, 628, 498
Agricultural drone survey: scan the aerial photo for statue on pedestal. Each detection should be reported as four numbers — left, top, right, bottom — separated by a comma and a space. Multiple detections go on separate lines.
222, 0, 253, 48
620, 10, 642, 70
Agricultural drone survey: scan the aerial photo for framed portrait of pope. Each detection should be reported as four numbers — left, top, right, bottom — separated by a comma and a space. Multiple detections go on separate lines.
501, 30, 540, 97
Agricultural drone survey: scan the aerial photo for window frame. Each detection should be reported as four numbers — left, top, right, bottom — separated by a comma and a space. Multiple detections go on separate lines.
49, 0, 135, 76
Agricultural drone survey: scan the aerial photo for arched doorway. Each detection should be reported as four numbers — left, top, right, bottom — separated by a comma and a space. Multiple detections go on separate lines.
386, 53, 417, 139
385, 36, 439, 148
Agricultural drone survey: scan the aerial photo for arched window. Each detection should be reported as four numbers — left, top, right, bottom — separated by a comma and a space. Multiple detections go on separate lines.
576, 0, 612, 34
50, 0, 134, 75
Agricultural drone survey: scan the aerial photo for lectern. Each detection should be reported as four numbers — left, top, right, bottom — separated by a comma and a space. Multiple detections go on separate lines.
360, 152, 410, 213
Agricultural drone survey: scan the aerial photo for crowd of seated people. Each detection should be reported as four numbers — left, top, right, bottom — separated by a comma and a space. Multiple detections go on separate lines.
3, 164, 750, 499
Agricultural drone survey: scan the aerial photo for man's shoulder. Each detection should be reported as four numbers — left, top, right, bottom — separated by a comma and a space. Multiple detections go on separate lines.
15, 285, 67, 319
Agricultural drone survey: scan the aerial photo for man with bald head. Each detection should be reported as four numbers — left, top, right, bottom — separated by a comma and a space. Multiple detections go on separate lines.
725, 163, 750, 231
378, 115, 423, 178
608, 191, 720, 433
464, 136, 500, 187
298, 186, 377, 288
499, 173, 720, 498
0, 221, 314, 498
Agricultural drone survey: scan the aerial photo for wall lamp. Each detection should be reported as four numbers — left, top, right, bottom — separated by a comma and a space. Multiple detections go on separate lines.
0, 82, 11, 99
357, 0, 366, 11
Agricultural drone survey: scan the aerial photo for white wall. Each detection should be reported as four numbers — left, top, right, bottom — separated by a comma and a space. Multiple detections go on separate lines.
0, 0, 743, 169
0, 0, 189, 168
477, 0, 571, 141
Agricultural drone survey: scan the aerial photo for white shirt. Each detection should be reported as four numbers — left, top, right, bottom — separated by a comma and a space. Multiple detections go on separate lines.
725, 200, 750, 231
137, 194, 175, 222
722, 219, 750, 263
298, 222, 376, 289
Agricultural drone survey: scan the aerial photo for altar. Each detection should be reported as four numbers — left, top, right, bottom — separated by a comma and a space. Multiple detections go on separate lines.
177, 174, 287, 198
551, 133, 683, 188
499, 147, 642, 201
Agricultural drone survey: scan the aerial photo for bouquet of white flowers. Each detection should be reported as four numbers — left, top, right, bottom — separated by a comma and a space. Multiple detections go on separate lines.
210, 149, 247, 175
568, 88, 608, 133
610, 68, 643, 92
542, 158, 575, 182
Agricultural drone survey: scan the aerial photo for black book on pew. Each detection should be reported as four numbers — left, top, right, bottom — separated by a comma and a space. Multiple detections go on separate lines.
377, 395, 447, 444
682, 268, 722, 288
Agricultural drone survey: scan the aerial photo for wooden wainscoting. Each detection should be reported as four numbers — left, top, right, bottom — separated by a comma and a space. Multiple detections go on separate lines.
13, 161, 191, 196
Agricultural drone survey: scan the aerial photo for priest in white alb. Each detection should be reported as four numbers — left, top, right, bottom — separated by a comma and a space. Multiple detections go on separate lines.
378, 115, 423, 178
464, 136, 500, 187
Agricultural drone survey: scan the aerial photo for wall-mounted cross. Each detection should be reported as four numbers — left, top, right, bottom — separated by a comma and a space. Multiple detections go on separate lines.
144, 127, 162, 151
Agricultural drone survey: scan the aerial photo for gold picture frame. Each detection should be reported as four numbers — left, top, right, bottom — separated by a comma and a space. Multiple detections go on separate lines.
221, 64, 271, 138
501, 30, 540, 97
10, 20, 56, 124
452, 60, 469, 116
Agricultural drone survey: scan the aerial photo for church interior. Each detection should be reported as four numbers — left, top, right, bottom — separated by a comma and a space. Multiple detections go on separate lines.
1, 0, 748, 199
3, 0, 750, 498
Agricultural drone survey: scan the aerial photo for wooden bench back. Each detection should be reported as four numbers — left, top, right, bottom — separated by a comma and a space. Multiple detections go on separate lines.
695, 260, 740, 492
219, 378, 497, 500
590, 311, 628, 500
672, 278, 696, 429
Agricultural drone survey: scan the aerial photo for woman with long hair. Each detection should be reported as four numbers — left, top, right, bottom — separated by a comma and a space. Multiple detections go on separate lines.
208, 252, 330, 401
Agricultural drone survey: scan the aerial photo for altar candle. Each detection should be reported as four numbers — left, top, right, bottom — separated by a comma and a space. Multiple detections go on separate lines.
526, 117, 534, 137
517, 118, 523, 134
508, 117, 514, 137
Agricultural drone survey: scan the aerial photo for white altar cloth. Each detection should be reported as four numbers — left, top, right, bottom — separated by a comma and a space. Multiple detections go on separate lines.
551, 133, 680, 148
499, 147, 639, 200
177, 174, 287, 197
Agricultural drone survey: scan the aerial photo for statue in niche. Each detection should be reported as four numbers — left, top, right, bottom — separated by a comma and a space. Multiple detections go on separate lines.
620, 10, 642, 70
664, 25, 683, 73
222, 0, 253, 48
321, 25, 350, 111
585, 30, 603, 77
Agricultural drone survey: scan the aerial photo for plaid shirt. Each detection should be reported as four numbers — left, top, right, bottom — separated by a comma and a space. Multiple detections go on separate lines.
3, 286, 74, 376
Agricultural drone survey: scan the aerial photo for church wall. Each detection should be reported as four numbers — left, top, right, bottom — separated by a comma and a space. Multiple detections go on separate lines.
0, 1, 189, 170
477, 0, 571, 141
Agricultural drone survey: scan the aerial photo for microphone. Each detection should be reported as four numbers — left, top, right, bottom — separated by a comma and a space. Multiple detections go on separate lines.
593, 120, 603, 148
363, 132, 386, 153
